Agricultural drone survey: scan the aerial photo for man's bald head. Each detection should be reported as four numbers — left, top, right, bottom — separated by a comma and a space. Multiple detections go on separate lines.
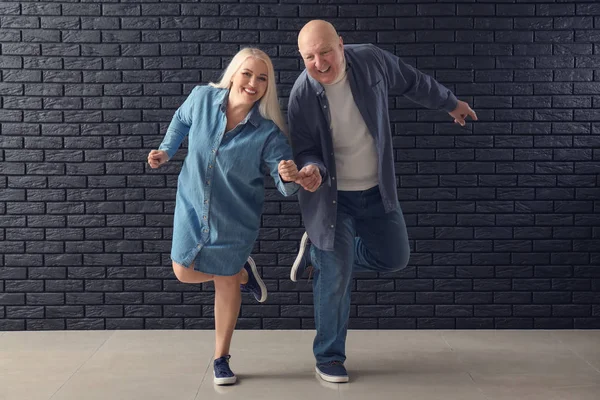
298, 20, 339, 48
297, 20, 345, 85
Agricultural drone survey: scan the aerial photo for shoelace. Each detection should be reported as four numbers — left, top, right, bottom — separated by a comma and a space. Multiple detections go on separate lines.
323, 360, 343, 367
306, 265, 315, 283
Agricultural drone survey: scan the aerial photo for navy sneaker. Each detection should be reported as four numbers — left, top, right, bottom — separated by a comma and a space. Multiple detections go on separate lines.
240, 256, 267, 303
291, 232, 313, 282
213, 355, 237, 385
315, 361, 349, 383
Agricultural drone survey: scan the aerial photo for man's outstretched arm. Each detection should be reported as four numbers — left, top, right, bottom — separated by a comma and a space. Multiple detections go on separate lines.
374, 45, 477, 125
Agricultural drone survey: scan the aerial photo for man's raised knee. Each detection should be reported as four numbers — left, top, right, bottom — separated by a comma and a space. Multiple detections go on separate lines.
381, 248, 410, 272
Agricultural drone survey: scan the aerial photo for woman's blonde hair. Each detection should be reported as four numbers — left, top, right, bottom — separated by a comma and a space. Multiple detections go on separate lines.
210, 48, 287, 135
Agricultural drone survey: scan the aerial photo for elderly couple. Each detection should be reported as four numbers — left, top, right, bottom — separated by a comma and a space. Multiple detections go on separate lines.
148, 20, 477, 385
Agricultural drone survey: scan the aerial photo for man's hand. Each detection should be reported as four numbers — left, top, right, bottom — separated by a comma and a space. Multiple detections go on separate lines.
147, 150, 169, 169
449, 100, 477, 126
296, 164, 322, 192
278, 160, 299, 182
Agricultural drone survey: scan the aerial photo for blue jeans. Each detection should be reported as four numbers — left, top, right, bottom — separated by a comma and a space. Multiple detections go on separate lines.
310, 185, 410, 364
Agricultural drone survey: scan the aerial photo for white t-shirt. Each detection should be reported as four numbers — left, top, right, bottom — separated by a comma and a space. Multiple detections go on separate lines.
324, 65, 379, 191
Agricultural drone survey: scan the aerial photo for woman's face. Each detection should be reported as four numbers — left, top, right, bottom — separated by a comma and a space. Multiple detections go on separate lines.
230, 57, 269, 106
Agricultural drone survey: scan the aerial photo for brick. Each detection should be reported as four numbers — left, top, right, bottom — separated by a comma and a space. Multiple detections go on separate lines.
66, 319, 104, 330
415, 292, 453, 304
396, 305, 433, 317
474, 305, 511, 317
573, 292, 600, 304
495, 318, 533, 329
1, 16, 39, 29
145, 318, 183, 329
0, 3, 21, 15
63, 293, 101, 306
26, 293, 64, 305
84, 280, 122, 292
458, 318, 494, 329
418, 318, 455, 329
535, 318, 573, 329
574, 318, 600, 329
551, 279, 590, 291
275, 305, 310, 318
103, 293, 142, 305
144, 292, 180, 305
27, 320, 65, 330
5, 280, 44, 292
0, 319, 25, 330
46, 306, 84, 318
104, 318, 143, 329
6, 306, 44, 319
436, 305, 473, 317
553, 305, 590, 317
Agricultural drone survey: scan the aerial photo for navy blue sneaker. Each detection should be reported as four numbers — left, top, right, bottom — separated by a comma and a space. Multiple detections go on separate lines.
291, 232, 313, 282
240, 256, 267, 303
213, 355, 237, 385
316, 361, 349, 383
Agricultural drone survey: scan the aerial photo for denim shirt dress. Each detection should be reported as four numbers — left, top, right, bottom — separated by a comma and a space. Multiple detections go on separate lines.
158, 85, 299, 275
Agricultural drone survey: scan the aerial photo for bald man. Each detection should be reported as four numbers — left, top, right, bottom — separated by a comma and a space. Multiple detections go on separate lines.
287, 20, 477, 383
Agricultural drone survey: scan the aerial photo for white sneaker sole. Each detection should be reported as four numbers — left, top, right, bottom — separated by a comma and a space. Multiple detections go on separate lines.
290, 232, 309, 282
213, 373, 237, 385
315, 366, 349, 383
247, 256, 267, 303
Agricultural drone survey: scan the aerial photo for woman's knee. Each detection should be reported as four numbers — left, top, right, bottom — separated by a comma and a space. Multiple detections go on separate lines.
213, 274, 241, 291
172, 261, 194, 283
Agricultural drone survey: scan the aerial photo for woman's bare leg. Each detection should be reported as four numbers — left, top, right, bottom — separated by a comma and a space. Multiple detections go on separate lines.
172, 260, 248, 284
172, 261, 249, 358
172, 261, 217, 284
212, 272, 249, 359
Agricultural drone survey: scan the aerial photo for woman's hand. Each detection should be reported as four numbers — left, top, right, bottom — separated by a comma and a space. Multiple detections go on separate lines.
278, 160, 299, 182
147, 150, 169, 169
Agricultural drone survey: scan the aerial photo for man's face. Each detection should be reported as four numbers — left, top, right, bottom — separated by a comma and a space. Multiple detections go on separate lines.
298, 34, 344, 85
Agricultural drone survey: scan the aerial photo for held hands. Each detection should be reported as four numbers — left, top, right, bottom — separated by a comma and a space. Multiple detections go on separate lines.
449, 100, 478, 126
147, 150, 169, 169
278, 161, 322, 193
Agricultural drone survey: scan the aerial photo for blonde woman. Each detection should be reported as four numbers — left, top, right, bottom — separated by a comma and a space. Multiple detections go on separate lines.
147, 48, 300, 385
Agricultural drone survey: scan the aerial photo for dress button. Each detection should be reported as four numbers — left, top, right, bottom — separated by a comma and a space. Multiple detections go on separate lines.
332, 177, 335, 180
203, 215, 207, 219
330, 224, 334, 228
333, 200, 336, 204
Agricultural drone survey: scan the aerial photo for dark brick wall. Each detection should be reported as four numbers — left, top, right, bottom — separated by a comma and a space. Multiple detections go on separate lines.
1, 1, 599, 331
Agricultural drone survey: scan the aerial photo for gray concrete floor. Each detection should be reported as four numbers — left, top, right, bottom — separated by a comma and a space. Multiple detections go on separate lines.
0, 330, 599, 400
